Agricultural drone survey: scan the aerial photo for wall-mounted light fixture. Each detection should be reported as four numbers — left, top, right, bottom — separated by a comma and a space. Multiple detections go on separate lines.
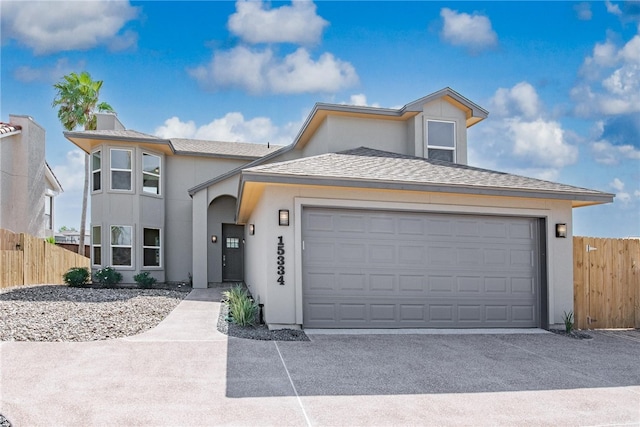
211, 235, 218, 243
555, 223, 567, 238
279, 209, 289, 226
249, 224, 255, 235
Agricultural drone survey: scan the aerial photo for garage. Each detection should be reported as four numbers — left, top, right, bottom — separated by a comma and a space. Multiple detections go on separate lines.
302, 207, 543, 328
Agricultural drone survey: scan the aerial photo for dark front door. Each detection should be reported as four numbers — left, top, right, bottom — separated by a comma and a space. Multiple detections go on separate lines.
222, 224, 244, 281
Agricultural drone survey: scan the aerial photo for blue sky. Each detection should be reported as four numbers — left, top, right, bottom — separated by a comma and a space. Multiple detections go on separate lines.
1, 1, 639, 237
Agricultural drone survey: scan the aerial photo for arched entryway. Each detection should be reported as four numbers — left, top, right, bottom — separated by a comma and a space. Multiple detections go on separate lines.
207, 195, 244, 284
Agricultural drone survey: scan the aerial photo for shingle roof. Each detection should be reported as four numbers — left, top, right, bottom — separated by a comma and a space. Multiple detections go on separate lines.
242, 147, 613, 202
68, 129, 163, 141
170, 138, 281, 158
0, 122, 22, 136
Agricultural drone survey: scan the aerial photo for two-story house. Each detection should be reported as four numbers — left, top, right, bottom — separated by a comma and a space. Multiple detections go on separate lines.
65, 88, 613, 330
1, 115, 63, 238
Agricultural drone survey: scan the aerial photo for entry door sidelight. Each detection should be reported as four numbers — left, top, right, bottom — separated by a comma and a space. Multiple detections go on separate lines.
222, 224, 244, 281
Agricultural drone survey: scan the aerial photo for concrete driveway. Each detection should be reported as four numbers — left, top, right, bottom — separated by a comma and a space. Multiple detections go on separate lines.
1, 289, 639, 426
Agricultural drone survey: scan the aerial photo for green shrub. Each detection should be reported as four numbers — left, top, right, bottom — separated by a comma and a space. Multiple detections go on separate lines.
563, 310, 574, 333
133, 271, 157, 289
93, 266, 123, 288
45, 236, 56, 244
63, 267, 90, 287
223, 285, 258, 326
231, 296, 259, 326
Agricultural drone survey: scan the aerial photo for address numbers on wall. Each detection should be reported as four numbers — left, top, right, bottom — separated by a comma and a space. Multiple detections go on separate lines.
277, 236, 285, 285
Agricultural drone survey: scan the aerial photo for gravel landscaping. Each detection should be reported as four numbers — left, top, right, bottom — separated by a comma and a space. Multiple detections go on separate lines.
0, 285, 187, 342
216, 300, 309, 341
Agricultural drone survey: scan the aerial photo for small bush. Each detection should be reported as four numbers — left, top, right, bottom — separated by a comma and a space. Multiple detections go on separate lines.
563, 310, 574, 333
133, 271, 157, 289
45, 236, 56, 244
93, 266, 123, 288
63, 267, 90, 287
223, 285, 258, 326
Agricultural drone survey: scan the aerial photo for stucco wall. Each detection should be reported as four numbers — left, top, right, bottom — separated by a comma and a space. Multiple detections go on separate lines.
243, 184, 574, 328
0, 116, 46, 237
90, 142, 249, 283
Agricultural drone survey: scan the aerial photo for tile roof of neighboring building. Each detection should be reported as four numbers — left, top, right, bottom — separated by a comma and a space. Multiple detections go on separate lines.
0, 122, 22, 136
242, 147, 613, 203
170, 138, 282, 159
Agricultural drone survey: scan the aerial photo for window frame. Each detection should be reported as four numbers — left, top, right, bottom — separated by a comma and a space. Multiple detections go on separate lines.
110, 148, 133, 192
44, 195, 53, 231
92, 225, 102, 267
110, 225, 133, 268
91, 150, 102, 192
142, 227, 162, 268
142, 152, 161, 196
426, 119, 456, 163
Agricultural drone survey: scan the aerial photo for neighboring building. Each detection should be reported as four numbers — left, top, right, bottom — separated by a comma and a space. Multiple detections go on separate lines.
65, 88, 613, 330
0, 115, 63, 238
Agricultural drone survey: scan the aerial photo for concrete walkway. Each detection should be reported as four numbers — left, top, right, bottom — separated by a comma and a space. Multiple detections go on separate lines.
1, 289, 639, 426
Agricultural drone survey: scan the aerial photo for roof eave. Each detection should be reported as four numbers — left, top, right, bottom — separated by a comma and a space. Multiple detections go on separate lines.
240, 172, 615, 205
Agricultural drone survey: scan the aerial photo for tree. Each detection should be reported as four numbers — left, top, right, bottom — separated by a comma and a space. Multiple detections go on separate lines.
53, 72, 114, 255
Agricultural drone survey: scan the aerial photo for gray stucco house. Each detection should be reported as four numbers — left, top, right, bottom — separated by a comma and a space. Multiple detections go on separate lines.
1, 115, 63, 238
65, 88, 613, 330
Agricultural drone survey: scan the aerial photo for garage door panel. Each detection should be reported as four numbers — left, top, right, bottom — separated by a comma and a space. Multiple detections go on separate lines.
302, 208, 540, 328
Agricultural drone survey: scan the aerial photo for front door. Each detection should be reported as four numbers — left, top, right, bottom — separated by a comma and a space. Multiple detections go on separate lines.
222, 224, 244, 281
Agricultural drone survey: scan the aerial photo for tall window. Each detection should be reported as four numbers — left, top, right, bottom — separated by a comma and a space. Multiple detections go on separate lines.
92, 150, 101, 191
92, 225, 102, 266
111, 225, 132, 267
110, 149, 132, 191
142, 153, 161, 195
44, 195, 52, 230
426, 120, 456, 162
143, 228, 161, 267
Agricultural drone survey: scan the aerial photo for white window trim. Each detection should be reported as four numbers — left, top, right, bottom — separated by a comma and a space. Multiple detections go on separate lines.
142, 227, 162, 268
91, 150, 102, 193
110, 148, 133, 192
142, 152, 161, 196
426, 119, 456, 162
110, 225, 133, 268
92, 225, 102, 267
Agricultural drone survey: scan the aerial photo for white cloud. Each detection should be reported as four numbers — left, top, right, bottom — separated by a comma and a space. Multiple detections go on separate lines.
574, 3, 592, 20
610, 177, 625, 192
471, 82, 578, 175
0, 1, 138, 54
573, 29, 640, 116
440, 8, 497, 52
154, 113, 301, 145
189, 46, 358, 94
13, 58, 86, 83
605, 0, 622, 16
591, 140, 640, 164
634, 190, 640, 198
52, 150, 86, 192
508, 118, 578, 168
228, 1, 328, 45
342, 94, 381, 108
489, 82, 541, 119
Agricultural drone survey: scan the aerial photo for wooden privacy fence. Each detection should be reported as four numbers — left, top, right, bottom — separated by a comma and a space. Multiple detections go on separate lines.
0, 229, 90, 289
574, 236, 640, 329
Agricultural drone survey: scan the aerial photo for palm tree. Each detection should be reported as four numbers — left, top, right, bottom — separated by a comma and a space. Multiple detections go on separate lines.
53, 72, 114, 255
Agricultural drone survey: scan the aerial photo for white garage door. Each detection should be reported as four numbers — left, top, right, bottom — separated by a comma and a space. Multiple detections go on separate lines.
302, 208, 541, 328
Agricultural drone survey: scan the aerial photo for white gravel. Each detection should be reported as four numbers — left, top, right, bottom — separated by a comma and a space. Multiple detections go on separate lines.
0, 285, 187, 342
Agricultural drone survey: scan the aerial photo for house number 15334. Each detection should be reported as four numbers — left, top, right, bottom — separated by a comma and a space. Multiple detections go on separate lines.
277, 236, 285, 285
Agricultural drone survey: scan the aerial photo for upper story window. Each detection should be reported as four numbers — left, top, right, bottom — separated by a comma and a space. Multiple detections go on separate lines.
426, 120, 455, 162
142, 153, 161, 195
92, 150, 101, 192
110, 149, 132, 191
